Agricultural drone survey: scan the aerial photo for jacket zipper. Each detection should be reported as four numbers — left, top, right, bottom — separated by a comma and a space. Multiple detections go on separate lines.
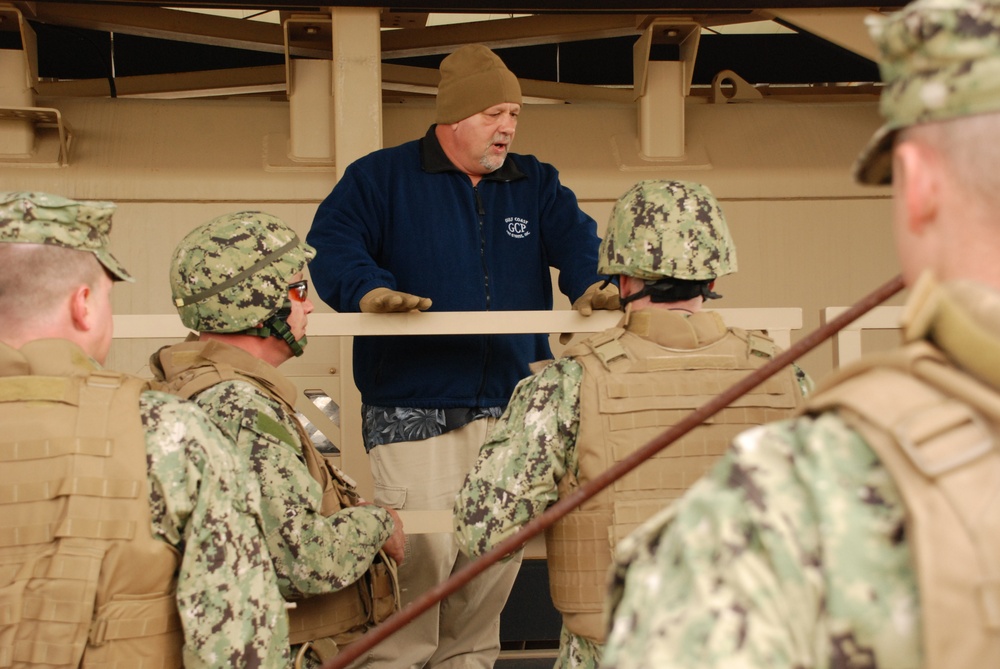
473, 185, 492, 403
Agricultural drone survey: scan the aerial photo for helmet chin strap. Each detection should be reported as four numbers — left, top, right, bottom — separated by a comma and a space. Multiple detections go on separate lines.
620, 278, 721, 307
242, 305, 308, 357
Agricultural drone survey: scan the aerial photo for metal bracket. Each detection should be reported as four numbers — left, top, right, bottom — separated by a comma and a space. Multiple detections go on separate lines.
633, 18, 701, 100
711, 69, 763, 104
0, 5, 37, 91
283, 13, 333, 98
0, 106, 72, 166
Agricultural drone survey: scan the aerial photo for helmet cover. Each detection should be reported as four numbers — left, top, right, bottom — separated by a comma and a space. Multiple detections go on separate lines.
599, 179, 737, 281
170, 211, 315, 333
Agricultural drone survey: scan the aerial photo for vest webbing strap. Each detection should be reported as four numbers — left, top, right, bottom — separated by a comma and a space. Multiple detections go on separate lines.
0, 524, 54, 547
288, 583, 368, 645
167, 366, 239, 402
28, 551, 104, 581
643, 355, 746, 371
0, 377, 74, 404
0, 517, 137, 547
56, 518, 135, 541
76, 375, 118, 440
89, 603, 181, 644
0, 477, 141, 504
0, 438, 112, 462
24, 595, 93, 624
12, 639, 81, 666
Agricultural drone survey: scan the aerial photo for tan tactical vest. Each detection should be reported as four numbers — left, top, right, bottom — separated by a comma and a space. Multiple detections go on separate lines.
548, 310, 803, 642
0, 339, 181, 668
150, 339, 398, 660
804, 275, 1000, 668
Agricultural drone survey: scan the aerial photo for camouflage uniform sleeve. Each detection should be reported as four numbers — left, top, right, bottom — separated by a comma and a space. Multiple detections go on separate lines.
196, 381, 392, 599
454, 357, 583, 556
559, 625, 604, 669
140, 390, 290, 669
600, 412, 921, 669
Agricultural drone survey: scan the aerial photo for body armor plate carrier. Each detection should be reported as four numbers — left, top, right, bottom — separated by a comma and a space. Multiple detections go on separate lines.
548, 310, 803, 643
150, 340, 399, 660
0, 339, 181, 668
806, 341, 1000, 668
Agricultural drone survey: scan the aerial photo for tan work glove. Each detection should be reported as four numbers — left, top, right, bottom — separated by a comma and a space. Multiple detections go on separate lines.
561, 281, 621, 344
572, 281, 620, 316
360, 287, 432, 313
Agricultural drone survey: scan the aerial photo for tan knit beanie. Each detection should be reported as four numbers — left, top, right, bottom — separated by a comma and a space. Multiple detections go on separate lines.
435, 44, 522, 124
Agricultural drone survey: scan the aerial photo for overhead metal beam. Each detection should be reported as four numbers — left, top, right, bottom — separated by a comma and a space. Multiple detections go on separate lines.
381, 13, 643, 58
20, 0, 909, 10
35, 63, 286, 97
763, 7, 882, 60
14, 1, 894, 64
21, 2, 292, 54
33, 60, 633, 103
380, 63, 633, 103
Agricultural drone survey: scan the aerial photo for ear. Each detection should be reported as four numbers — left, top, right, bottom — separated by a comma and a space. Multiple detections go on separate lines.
68, 284, 93, 333
618, 276, 638, 299
894, 140, 940, 236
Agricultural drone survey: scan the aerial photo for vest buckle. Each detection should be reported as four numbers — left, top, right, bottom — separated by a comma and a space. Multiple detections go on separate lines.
893, 400, 994, 477
592, 338, 628, 368
88, 617, 109, 646
86, 371, 124, 390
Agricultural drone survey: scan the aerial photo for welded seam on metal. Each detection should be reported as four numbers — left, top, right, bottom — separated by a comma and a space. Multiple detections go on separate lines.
323, 273, 906, 669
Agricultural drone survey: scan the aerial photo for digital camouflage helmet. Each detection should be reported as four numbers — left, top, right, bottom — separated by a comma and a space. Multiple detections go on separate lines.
599, 180, 737, 282
170, 211, 315, 356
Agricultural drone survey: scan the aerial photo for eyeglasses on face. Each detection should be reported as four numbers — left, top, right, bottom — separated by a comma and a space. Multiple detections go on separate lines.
288, 280, 309, 303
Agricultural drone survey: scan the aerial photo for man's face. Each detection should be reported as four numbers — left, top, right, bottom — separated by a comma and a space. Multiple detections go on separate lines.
452, 103, 520, 175
285, 271, 313, 343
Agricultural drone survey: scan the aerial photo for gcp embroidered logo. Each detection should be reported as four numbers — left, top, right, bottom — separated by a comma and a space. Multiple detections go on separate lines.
505, 216, 530, 239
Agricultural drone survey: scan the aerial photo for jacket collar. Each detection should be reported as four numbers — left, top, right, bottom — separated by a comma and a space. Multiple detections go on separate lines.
902, 272, 1000, 390
0, 339, 98, 378
153, 337, 299, 408
419, 124, 525, 183
623, 308, 729, 350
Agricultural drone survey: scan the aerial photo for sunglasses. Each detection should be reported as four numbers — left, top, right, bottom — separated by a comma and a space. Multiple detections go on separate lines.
288, 280, 309, 303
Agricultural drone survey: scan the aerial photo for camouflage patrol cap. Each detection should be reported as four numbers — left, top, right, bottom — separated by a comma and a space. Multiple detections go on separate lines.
170, 211, 315, 333
0, 191, 133, 281
599, 180, 737, 281
854, 0, 1000, 185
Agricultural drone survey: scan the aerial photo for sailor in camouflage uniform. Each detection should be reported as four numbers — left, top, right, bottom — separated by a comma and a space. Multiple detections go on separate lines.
601, 2, 1000, 667
453, 180, 806, 669
0, 192, 289, 668
149, 211, 405, 668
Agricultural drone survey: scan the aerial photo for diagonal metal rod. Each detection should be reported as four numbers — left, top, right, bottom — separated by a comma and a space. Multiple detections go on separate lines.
323, 273, 906, 669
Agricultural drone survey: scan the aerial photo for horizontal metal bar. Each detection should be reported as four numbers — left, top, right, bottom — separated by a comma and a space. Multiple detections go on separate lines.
114, 307, 801, 338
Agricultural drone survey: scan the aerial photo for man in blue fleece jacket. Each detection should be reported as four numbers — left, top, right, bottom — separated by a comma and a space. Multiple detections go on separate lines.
307, 43, 618, 669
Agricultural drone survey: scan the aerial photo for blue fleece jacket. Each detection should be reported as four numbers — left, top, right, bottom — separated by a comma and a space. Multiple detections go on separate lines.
307, 125, 603, 409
